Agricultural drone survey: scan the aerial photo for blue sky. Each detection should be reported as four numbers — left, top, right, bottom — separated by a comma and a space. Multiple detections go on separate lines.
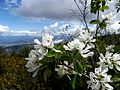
0, 0, 68, 36
0, 0, 119, 36
0, 12, 49, 31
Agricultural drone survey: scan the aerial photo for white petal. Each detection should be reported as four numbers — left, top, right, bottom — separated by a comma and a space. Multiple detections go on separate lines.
104, 75, 112, 82
93, 81, 100, 89
91, 39, 96, 42
34, 39, 41, 44
81, 51, 94, 58
105, 83, 113, 90
38, 55, 44, 60
53, 48, 61, 53
101, 68, 108, 75
101, 14, 105, 19
116, 61, 120, 65
115, 64, 120, 71
63, 45, 70, 51
109, 64, 113, 69
32, 69, 39, 77
90, 72, 96, 78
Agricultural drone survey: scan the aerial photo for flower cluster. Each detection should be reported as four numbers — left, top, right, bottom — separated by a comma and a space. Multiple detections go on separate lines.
101, 12, 120, 34
87, 66, 113, 90
55, 61, 76, 76
25, 31, 62, 77
87, 45, 120, 90
63, 30, 95, 58
55, 30, 96, 77
98, 51, 120, 71
25, 22, 120, 90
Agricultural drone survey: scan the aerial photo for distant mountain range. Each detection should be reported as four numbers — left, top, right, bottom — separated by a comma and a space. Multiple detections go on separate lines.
0, 34, 120, 53
0, 35, 70, 47
0, 36, 40, 46
0, 35, 70, 53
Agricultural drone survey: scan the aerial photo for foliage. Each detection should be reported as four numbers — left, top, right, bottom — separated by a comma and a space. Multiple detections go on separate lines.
0, 49, 44, 90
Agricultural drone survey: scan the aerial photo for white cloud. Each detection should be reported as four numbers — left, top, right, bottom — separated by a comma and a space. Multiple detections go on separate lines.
0, 25, 10, 33
10, 0, 120, 21
8, 30, 40, 36
0, 24, 40, 36
11, 0, 92, 20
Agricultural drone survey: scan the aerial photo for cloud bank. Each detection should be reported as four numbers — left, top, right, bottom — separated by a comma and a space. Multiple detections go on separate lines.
0, 24, 40, 36
0, 25, 10, 34
11, 0, 92, 20
10, 0, 120, 21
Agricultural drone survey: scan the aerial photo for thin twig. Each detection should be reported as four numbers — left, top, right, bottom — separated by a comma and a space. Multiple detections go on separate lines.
69, 9, 84, 25
74, 0, 89, 32
95, 10, 100, 38
58, 61, 90, 78
83, 0, 89, 32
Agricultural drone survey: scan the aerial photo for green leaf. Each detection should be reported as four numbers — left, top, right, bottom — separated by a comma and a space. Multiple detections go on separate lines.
90, 19, 100, 24
55, 45, 64, 51
46, 50, 56, 58
99, 21, 107, 29
74, 61, 83, 73
86, 65, 92, 69
114, 45, 120, 53
100, 6, 109, 11
112, 76, 120, 82
71, 75, 76, 89
98, 0, 104, 2
70, 75, 81, 89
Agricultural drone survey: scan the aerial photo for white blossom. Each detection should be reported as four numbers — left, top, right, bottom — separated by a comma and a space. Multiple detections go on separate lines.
101, 12, 118, 34
55, 61, 69, 76
78, 30, 96, 43
25, 49, 44, 77
42, 33, 54, 48
34, 32, 62, 52
25, 60, 41, 72
63, 39, 81, 51
63, 29, 95, 57
87, 66, 113, 90
34, 40, 48, 56
25, 49, 45, 62
63, 39, 94, 58
106, 45, 115, 52
26, 32, 62, 77
55, 61, 76, 76
80, 43, 94, 58
98, 51, 120, 71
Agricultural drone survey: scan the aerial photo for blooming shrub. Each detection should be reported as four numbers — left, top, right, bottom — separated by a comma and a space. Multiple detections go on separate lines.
25, 0, 120, 90
25, 22, 120, 90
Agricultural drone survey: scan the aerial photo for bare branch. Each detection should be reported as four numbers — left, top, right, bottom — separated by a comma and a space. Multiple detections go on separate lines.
69, 9, 84, 25
73, 0, 89, 32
